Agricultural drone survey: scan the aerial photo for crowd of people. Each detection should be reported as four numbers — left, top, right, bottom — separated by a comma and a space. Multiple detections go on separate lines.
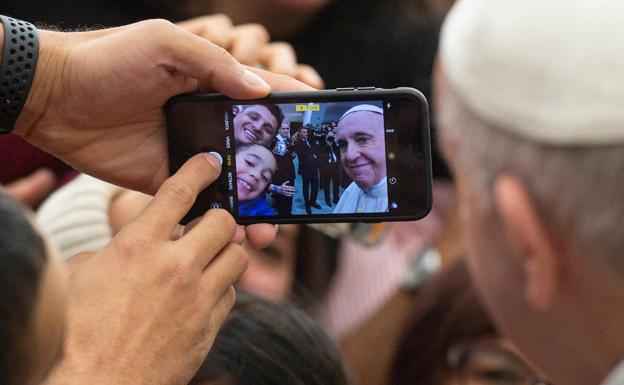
2, 1, 624, 385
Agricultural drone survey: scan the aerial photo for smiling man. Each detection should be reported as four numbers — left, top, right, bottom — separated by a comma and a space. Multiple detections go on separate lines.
234, 104, 284, 148
334, 104, 388, 214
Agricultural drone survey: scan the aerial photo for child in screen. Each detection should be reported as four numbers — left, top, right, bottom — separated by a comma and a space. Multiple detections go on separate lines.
237, 144, 278, 217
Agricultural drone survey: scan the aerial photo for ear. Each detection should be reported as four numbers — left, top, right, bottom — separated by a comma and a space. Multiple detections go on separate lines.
493, 174, 560, 311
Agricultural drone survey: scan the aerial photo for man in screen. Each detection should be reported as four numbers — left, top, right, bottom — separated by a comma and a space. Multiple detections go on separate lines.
333, 104, 388, 214
233, 104, 284, 148
294, 127, 321, 215
270, 120, 297, 216
236, 144, 278, 217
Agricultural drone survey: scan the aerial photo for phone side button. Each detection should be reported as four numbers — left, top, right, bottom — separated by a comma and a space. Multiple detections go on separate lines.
357, 86, 376, 90
336, 87, 356, 91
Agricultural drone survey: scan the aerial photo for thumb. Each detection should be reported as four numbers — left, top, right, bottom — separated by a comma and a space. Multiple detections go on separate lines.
158, 22, 271, 99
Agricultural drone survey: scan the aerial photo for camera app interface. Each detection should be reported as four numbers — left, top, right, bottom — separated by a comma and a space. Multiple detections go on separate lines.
167, 96, 427, 222
232, 101, 389, 217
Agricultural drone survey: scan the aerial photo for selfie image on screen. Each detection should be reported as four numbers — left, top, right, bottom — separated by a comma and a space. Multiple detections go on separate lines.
232, 101, 387, 217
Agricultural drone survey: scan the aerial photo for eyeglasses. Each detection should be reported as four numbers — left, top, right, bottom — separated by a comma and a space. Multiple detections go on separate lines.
447, 344, 554, 385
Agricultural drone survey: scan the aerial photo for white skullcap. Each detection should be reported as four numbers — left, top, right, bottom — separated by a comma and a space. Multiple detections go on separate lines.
440, 0, 624, 145
339, 104, 384, 123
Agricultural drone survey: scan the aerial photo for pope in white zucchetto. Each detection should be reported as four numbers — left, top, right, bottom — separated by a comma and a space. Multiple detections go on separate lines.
435, 1, 624, 385
333, 104, 388, 214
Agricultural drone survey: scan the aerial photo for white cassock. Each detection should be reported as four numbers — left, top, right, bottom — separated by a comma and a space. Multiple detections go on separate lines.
333, 177, 388, 214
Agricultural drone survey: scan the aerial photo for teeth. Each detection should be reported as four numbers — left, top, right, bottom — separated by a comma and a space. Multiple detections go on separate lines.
238, 178, 253, 192
244, 127, 258, 140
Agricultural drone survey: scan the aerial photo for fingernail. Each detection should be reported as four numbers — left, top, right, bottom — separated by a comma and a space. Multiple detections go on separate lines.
203, 152, 222, 169
243, 69, 270, 89
275, 224, 280, 232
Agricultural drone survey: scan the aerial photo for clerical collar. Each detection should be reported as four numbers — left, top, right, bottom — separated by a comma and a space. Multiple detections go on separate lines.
601, 359, 624, 385
362, 177, 387, 198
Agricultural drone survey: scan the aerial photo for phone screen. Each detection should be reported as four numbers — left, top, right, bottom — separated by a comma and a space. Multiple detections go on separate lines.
167, 89, 431, 224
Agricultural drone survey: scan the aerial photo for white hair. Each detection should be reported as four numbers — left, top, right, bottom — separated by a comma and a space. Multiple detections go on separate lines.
439, 87, 624, 275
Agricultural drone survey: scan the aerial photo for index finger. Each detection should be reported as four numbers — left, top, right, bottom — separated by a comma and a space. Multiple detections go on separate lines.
150, 21, 270, 99
130, 153, 222, 238
247, 66, 315, 92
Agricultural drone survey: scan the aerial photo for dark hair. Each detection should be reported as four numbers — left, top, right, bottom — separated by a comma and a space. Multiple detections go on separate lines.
189, 291, 348, 385
252, 104, 284, 134
390, 259, 497, 385
235, 143, 275, 158
0, 192, 48, 385
268, 104, 285, 129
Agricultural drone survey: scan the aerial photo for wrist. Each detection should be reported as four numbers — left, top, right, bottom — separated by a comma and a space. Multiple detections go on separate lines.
13, 30, 70, 137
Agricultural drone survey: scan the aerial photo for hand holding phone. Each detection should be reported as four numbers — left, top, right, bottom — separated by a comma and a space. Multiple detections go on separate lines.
166, 88, 432, 224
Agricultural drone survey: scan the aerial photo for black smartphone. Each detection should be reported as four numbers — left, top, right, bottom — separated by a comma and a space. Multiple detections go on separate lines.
165, 87, 432, 225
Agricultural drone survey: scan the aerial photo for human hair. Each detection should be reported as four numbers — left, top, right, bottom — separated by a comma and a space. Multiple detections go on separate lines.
188, 291, 348, 385
390, 260, 497, 385
243, 104, 284, 132
235, 143, 276, 160
0, 192, 48, 385
438, 85, 624, 276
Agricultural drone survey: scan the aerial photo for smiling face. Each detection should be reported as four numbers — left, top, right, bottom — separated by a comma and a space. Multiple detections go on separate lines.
234, 105, 279, 147
236, 144, 277, 202
336, 111, 387, 188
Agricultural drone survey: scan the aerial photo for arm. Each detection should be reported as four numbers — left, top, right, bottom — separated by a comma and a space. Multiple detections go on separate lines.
44, 154, 248, 385
8, 19, 313, 195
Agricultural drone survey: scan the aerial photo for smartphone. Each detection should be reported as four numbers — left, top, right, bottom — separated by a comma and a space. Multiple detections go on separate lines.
165, 87, 432, 225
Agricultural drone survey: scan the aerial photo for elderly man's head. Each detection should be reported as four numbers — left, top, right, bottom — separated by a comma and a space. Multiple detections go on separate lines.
336, 106, 386, 189
234, 104, 284, 147
436, 1, 624, 385
436, 0, 624, 385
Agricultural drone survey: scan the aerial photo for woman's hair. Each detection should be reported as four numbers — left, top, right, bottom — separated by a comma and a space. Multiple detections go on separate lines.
390, 259, 497, 385
0, 192, 48, 385
189, 291, 348, 385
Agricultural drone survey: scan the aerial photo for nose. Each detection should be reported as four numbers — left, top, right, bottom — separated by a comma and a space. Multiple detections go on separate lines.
251, 122, 263, 133
343, 144, 360, 164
